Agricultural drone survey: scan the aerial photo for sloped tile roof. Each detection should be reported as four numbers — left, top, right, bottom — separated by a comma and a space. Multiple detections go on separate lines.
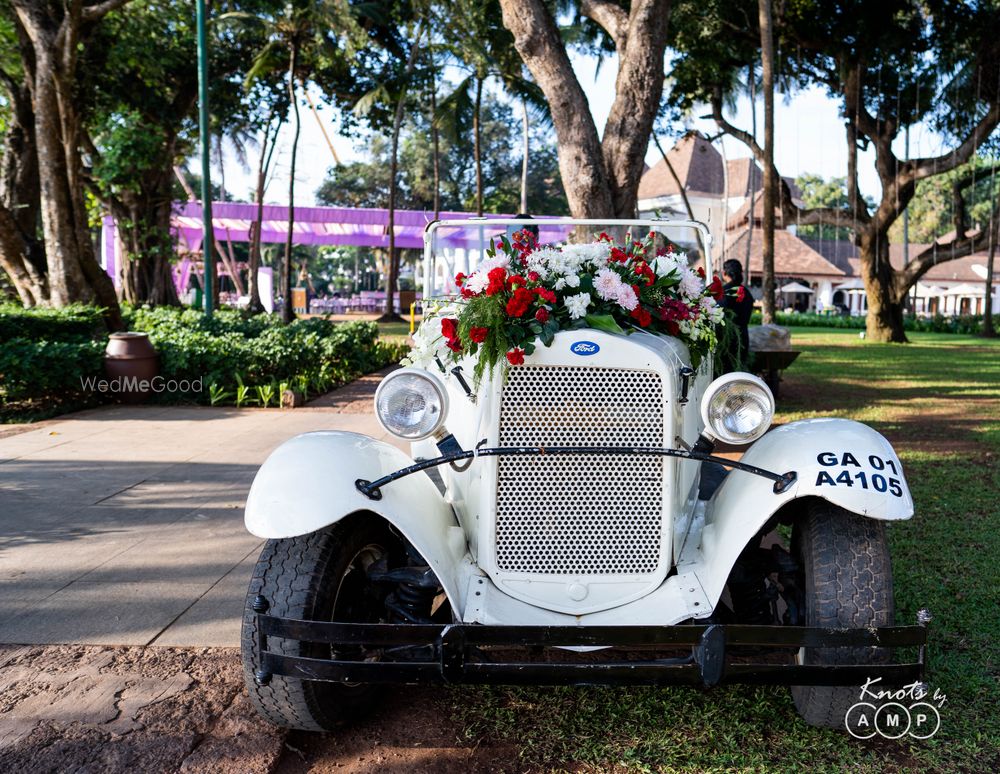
809, 239, 989, 282
725, 228, 846, 277
638, 133, 725, 199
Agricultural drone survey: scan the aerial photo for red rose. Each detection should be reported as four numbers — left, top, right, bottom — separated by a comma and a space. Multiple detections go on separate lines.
506, 348, 525, 365
736, 286, 746, 302
506, 286, 535, 318
469, 326, 489, 343
696, 267, 706, 279
535, 308, 549, 323
535, 287, 556, 303
485, 267, 508, 296
630, 306, 652, 327
446, 338, 462, 353
633, 261, 655, 286
440, 318, 458, 339
708, 276, 724, 301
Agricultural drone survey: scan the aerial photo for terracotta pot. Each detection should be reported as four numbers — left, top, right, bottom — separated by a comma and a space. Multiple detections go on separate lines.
104, 332, 160, 403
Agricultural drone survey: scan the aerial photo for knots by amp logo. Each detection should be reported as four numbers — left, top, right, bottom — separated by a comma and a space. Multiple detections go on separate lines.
570, 341, 600, 356
845, 677, 946, 739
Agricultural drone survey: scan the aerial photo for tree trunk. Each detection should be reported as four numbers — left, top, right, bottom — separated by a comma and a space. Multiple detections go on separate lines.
499, 0, 613, 218
520, 99, 529, 213
758, 0, 776, 324
282, 42, 300, 324
744, 65, 756, 280
474, 76, 483, 216
500, 0, 670, 220
983, 199, 997, 338
248, 116, 278, 314
860, 230, 907, 342
430, 52, 441, 217
381, 25, 424, 323
0, 82, 48, 305
12, 1, 123, 329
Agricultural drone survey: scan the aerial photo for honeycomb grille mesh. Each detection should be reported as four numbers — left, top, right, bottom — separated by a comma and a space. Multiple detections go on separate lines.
495, 366, 664, 575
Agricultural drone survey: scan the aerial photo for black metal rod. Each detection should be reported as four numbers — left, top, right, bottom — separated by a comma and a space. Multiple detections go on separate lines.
257, 618, 927, 649
356, 445, 797, 499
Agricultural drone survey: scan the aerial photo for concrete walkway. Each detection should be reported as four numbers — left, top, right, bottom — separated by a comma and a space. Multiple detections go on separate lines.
0, 371, 401, 648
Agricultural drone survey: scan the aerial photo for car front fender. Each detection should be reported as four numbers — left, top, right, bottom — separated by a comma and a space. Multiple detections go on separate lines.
245, 431, 466, 616
695, 418, 913, 606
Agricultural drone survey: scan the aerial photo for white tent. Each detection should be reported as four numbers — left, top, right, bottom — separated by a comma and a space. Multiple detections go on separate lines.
942, 283, 986, 296
833, 278, 865, 291
779, 281, 814, 294
913, 283, 945, 298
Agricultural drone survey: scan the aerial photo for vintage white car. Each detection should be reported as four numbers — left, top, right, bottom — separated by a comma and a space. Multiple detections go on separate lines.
241, 218, 928, 733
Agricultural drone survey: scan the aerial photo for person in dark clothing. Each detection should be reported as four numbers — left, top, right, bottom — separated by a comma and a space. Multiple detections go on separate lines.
719, 259, 755, 372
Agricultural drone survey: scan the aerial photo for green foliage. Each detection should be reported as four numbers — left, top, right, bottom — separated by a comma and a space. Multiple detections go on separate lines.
888, 157, 1000, 245
793, 174, 874, 241
1, 304, 404, 419
749, 310, 1000, 335
0, 303, 106, 341
315, 101, 567, 215
0, 337, 105, 402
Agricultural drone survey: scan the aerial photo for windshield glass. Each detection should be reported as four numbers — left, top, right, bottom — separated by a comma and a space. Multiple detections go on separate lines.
422, 219, 711, 299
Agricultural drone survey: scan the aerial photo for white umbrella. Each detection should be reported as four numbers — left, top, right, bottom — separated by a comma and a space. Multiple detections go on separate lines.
913, 283, 945, 298
942, 283, 985, 296
779, 281, 814, 294
833, 278, 865, 291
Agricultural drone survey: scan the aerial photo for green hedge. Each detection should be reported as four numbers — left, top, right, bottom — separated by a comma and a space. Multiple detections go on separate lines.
1, 304, 406, 417
749, 310, 999, 335
0, 303, 106, 340
0, 336, 105, 402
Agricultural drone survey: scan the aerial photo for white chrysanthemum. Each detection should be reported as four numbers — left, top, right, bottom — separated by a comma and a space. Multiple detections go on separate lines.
594, 268, 625, 302
525, 247, 562, 278
564, 292, 591, 320
678, 266, 703, 299
463, 254, 511, 293
561, 242, 611, 268
554, 277, 567, 290
563, 273, 580, 288
617, 285, 639, 311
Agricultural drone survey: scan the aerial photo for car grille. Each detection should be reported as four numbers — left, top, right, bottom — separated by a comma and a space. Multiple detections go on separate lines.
495, 366, 665, 576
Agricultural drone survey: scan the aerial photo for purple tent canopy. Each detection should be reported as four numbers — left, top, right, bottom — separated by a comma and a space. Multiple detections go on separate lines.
173, 201, 499, 250
99, 201, 507, 294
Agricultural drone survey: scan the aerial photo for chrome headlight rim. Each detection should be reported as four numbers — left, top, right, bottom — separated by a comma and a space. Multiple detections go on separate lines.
373, 367, 449, 441
699, 372, 775, 445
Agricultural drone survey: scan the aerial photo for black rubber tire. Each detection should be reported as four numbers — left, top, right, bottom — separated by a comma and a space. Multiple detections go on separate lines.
790, 501, 895, 730
241, 517, 400, 731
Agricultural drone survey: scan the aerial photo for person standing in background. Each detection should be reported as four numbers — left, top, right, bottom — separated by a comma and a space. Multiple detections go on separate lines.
720, 258, 755, 372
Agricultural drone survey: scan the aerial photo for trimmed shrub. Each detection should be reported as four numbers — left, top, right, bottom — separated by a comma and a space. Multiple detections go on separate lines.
0, 336, 105, 402
0, 303, 106, 341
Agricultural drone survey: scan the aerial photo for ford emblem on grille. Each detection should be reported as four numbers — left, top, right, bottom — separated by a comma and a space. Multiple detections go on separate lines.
570, 341, 600, 356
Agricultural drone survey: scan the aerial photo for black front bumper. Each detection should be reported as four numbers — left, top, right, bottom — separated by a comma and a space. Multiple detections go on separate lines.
251, 597, 929, 689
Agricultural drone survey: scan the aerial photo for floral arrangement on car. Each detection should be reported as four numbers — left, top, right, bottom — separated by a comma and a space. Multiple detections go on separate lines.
404, 229, 728, 384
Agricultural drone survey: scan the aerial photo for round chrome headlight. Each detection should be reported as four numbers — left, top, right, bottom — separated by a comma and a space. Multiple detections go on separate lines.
700, 373, 774, 445
374, 368, 449, 440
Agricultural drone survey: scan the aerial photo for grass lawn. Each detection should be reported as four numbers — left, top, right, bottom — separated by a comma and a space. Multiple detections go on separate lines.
449, 328, 1000, 773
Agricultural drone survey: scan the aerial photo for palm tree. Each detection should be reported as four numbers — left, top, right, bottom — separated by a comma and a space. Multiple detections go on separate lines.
438, 0, 548, 215
222, 0, 363, 322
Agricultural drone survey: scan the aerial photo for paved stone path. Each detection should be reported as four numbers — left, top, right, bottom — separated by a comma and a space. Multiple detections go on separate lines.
0, 371, 400, 648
